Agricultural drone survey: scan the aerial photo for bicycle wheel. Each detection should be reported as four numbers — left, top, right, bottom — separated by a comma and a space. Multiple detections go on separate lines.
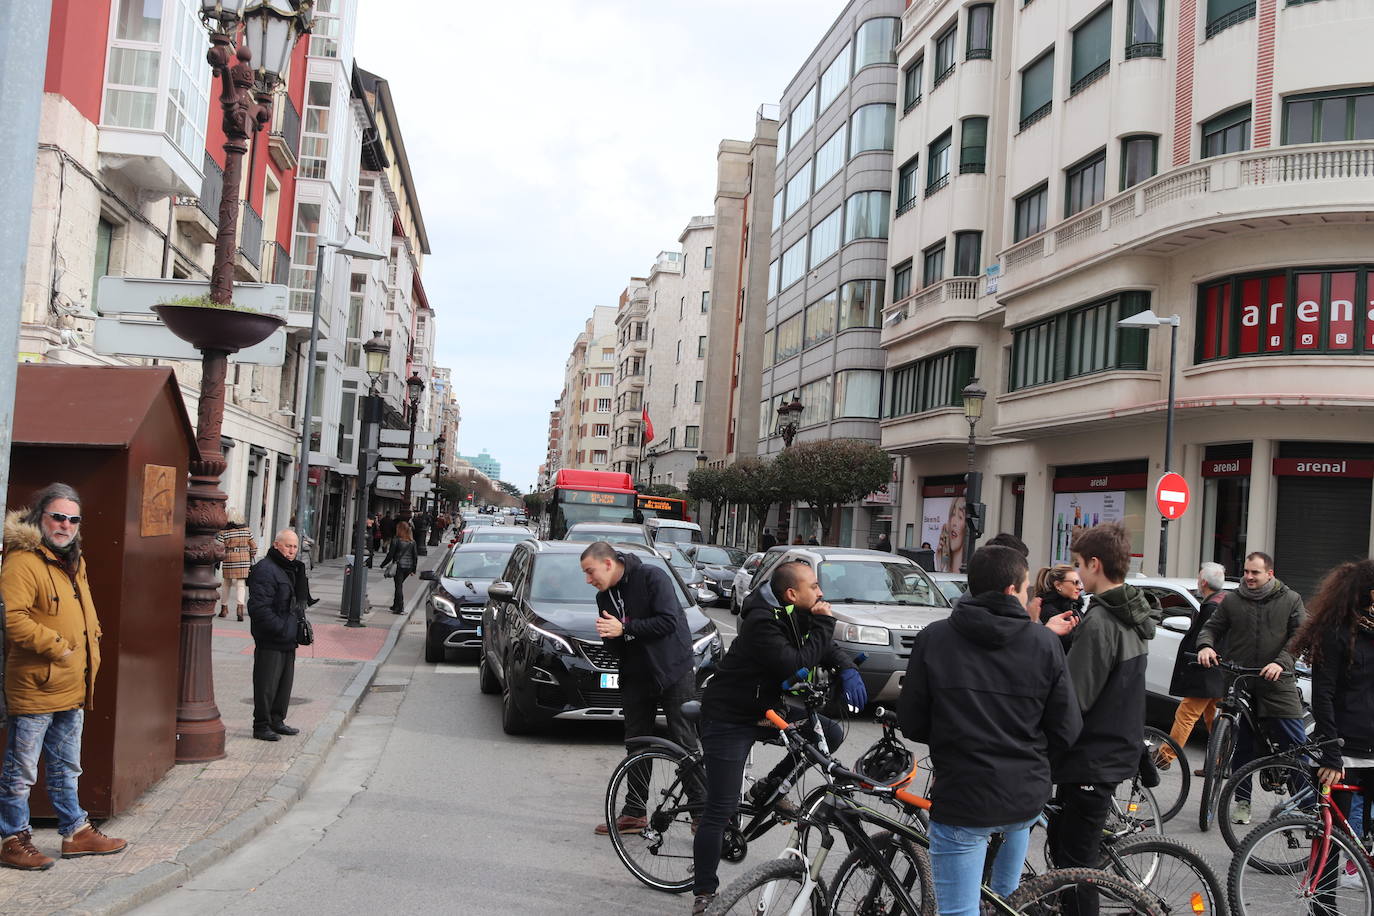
707, 857, 825, 915
1227, 813, 1374, 915
1001, 866, 1166, 915
1143, 726, 1190, 824
605, 747, 700, 893
828, 831, 935, 916
1108, 834, 1228, 916
1111, 779, 1163, 834
1217, 755, 1321, 858
1199, 715, 1237, 833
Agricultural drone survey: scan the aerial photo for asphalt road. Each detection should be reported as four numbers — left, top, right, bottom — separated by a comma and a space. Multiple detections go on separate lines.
137, 604, 1245, 915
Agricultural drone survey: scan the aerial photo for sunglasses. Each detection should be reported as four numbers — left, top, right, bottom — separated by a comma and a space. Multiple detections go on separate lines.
46, 512, 82, 525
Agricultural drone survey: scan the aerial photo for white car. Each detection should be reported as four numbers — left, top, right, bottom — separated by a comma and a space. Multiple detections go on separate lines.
728, 552, 765, 614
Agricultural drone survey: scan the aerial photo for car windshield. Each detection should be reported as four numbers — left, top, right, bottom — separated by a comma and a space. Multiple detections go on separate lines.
529, 553, 690, 607
445, 550, 512, 579
664, 547, 693, 570
817, 560, 946, 607
470, 530, 534, 544
694, 547, 745, 566
653, 527, 696, 545
566, 527, 648, 545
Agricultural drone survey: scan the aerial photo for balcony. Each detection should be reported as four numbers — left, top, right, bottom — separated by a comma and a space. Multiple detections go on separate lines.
995, 143, 1374, 300
173, 152, 222, 246
881, 408, 973, 456
269, 94, 301, 171
263, 240, 291, 287
234, 202, 263, 280
881, 277, 984, 345
993, 371, 1164, 439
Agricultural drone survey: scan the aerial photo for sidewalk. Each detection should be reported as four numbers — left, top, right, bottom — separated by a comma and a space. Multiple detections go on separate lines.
0, 541, 448, 915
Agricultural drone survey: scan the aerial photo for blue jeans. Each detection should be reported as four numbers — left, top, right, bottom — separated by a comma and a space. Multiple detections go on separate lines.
0, 709, 88, 838
929, 816, 1036, 916
1233, 716, 1307, 802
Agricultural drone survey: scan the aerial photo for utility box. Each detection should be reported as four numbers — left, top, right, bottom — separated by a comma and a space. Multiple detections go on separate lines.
4, 365, 195, 817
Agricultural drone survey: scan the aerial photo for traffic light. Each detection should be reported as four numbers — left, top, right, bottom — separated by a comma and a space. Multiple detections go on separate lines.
966, 501, 987, 540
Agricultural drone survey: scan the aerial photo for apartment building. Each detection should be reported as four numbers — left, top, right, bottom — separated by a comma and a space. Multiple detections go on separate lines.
611, 281, 649, 475
881, 0, 1374, 595
760, 0, 906, 547
558, 307, 617, 471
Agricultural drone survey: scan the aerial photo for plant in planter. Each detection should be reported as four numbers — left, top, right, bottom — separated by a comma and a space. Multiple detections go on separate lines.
152, 295, 284, 353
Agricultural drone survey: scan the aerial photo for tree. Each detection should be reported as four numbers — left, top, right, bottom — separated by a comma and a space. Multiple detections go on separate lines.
496, 480, 522, 500
640, 483, 684, 498
719, 458, 786, 551
772, 440, 892, 546
523, 492, 546, 517
686, 467, 726, 541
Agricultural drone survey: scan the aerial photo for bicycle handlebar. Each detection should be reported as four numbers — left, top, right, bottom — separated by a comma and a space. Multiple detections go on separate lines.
763, 708, 931, 810
1184, 653, 1269, 676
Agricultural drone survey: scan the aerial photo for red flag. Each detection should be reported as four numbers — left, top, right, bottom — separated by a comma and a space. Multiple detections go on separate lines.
641, 404, 654, 443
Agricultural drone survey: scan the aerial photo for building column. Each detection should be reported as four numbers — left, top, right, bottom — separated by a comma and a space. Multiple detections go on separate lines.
1246, 439, 1276, 554
1022, 462, 1051, 565
1176, 441, 1205, 577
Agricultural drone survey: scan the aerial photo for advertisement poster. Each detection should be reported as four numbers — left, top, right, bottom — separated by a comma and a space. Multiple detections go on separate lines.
1050, 490, 1148, 566
921, 495, 965, 572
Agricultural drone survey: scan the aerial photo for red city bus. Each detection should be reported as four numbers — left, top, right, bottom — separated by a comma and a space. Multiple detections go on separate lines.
542, 469, 639, 539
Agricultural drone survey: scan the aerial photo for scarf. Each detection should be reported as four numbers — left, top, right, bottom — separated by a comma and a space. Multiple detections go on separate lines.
45, 539, 81, 578
1239, 577, 1280, 601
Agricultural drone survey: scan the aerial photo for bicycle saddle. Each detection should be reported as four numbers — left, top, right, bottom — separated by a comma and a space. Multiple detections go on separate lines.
680, 700, 702, 723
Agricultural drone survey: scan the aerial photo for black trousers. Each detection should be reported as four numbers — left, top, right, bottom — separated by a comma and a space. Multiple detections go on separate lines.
1047, 782, 1116, 916
252, 646, 296, 731
391, 568, 413, 611
619, 671, 701, 818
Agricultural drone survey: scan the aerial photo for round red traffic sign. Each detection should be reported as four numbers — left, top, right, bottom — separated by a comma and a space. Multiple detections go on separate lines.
1155, 472, 1190, 520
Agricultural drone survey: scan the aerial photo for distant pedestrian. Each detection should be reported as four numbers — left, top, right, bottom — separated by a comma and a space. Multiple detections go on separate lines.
216, 509, 256, 621
412, 512, 429, 554
874, 533, 892, 552
1155, 563, 1226, 772
247, 529, 310, 742
379, 511, 397, 549
806, 535, 819, 546
366, 513, 379, 565
380, 521, 418, 614
791, 536, 804, 545
0, 483, 127, 869
760, 528, 777, 552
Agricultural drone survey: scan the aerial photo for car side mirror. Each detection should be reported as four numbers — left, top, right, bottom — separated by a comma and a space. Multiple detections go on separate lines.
1162, 615, 1191, 633
419, 570, 436, 581
696, 587, 716, 605
488, 581, 515, 601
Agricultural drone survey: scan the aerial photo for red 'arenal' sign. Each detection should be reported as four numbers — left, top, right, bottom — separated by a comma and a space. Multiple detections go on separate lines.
1272, 459, 1374, 478
1155, 472, 1190, 520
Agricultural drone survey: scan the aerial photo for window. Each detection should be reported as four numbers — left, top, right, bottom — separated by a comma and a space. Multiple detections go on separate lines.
1014, 183, 1048, 242
593, 424, 610, 437
694, 382, 704, 403
1126, 0, 1164, 58
592, 450, 609, 465
684, 426, 700, 449
903, 58, 924, 113
896, 157, 920, 215
799, 377, 832, 426
954, 231, 982, 277
676, 340, 683, 362
854, 18, 899, 72
850, 104, 895, 156
1071, 6, 1112, 95
791, 85, 817, 142
1206, 0, 1256, 38
922, 242, 946, 287
805, 292, 837, 347
1284, 87, 1374, 145
289, 201, 321, 313
809, 207, 842, 266
701, 291, 711, 313
672, 384, 678, 406
834, 370, 883, 418
934, 25, 957, 86
92, 218, 115, 312
1020, 51, 1055, 130
768, 259, 780, 299
780, 237, 807, 289
1121, 135, 1158, 189
893, 261, 913, 301
887, 348, 977, 417
775, 313, 803, 362
1065, 149, 1107, 216
1195, 267, 1374, 361
1202, 104, 1251, 157
1009, 291, 1151, 390
814, 126, 846, 189
597, 371, 613, 386
704, 246, 713, 269
839, 279, 885, 330
309, 0, 341, 56
785, 159, 813, 218
819, 43, 851, 111
777, 119, 789, 163
844, 191, 890, 242
772, 189, 784, 228
959, 117, 987, 174
105, 0, 163, 131
926, 130, 952, 195
966, 5, 993, 60
596, 398, 612, 412
697, 336, 707, 358
299, 79, 332, 180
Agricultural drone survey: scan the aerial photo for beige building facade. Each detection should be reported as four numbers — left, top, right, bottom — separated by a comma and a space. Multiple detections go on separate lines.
557, 306, 617, 472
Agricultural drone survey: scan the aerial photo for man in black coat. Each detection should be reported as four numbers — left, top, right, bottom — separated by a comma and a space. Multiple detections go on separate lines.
1157, 562, 1227, 772
582, 542, 699, 835
899, 545, 1082, 913
246, 529, 307, 742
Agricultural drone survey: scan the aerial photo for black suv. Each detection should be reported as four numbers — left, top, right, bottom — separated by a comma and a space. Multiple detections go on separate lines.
478, 541, 722, 735
420, 542, 519, 663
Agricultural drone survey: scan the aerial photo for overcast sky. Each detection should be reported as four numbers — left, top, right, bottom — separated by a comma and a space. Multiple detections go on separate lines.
354, 1, 844, 491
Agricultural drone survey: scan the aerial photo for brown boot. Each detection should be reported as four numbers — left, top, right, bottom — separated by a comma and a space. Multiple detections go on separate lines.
61, 823, 126, 858
236, 604, 245, 622
1, 831, 55, 870
218, 605, 228, 618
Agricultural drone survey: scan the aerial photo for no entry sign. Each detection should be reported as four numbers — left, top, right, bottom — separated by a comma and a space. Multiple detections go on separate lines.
1155, 472, 1190, 520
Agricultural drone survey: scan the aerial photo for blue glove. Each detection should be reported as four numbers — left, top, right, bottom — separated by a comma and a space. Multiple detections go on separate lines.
839, 667, 867, 711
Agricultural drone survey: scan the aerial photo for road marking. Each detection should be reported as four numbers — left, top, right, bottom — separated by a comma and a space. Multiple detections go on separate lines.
433, 666, 476, 674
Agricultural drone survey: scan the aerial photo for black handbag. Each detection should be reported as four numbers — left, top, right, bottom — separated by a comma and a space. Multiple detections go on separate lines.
297, 610, 314, 646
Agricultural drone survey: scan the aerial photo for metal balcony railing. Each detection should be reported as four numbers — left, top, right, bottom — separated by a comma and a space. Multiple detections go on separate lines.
264, 240, 290, 286
199, 151, 223, 225
1206, 2, 1256, 38
273, 94, 301, 159
1019, 101, 1053, 133
239, 202, 263, 268
1070, 61, 1110, 96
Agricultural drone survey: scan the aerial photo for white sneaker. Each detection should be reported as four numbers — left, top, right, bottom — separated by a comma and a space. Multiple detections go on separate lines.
1341, 860, 1363, 888
1231, 801, 1251, 825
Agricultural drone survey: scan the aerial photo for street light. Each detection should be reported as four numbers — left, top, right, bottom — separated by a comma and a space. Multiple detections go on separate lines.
399, 372, 426, 520
343, 331, 390, 627
1118, 308, 1182, 575
960, 378, 988, 572
776, 394, 804, 448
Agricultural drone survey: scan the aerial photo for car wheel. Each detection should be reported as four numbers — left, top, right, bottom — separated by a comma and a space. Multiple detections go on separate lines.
424, 631, 446, 663
478, 649, 500, 695
501, 676, 534, 735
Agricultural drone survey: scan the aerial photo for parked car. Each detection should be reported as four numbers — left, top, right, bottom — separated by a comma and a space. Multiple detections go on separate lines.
463, 525, 537, 545
729, 552, 765, 615
419, 542, 518, 663
478, 541, 723, 734
683, 544, 749, 607
644, 517, 704, 546
739, 546, 951, 704
563, 521, 653, 548
663, 544, 709, 595
927, 571, 968, 602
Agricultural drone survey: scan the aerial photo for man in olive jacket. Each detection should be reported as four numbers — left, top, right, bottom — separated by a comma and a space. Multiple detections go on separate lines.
1196, 550, 1307, 820
0, 484, 126, 870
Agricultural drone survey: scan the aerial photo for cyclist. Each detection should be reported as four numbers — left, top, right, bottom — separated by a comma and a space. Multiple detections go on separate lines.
1195, 550, 1307, 824
689, 560, 865, 915
899, 545, 1082, 916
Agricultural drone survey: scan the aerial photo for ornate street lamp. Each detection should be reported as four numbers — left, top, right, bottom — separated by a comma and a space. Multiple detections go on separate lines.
776, 394, 804, 448
398, 372, 426, 519
960, 377, 988, 572
343, 331, 389, 627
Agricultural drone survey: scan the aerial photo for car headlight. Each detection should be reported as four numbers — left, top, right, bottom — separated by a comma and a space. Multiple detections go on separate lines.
528, 623, 573, 655
432, 595, 457, 618
693, 631, 722, 655
838, 624, 890, 645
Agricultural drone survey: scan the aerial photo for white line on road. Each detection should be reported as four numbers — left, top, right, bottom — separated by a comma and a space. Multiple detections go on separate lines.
432, 666, 476, 674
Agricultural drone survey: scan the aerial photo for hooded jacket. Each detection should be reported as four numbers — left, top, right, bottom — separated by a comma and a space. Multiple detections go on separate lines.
700, 580, 851, 725
0, 511, 103, 714
594, 551, 694, 693
1196, 579, 1306, 719
1052, 583, 1157, 785
899, 591, 1082, 827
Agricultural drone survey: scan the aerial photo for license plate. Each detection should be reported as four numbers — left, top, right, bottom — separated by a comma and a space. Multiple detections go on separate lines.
476, 625, 482, 636
600, 673, 619, 689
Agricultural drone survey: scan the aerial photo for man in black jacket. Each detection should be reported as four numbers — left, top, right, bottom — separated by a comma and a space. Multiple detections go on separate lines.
689, 560, 865, 915
899, 545, 1082, 914
246, 529, 307, 742
1156, 563, 1227, 772
582, 542, 698, 836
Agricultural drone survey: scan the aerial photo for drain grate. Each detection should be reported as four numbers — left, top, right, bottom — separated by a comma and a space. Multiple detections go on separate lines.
369, 683, 407, 693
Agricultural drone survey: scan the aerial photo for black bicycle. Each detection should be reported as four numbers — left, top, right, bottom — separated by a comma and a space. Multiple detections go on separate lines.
1214, 736, 1335, 862
1197, 658, 1286, 832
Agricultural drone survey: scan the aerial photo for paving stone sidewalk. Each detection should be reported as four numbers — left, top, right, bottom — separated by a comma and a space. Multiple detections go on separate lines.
0, 541, 447, 916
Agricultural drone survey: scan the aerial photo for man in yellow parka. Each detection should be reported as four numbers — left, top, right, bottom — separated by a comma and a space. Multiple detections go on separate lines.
0, 483, 126, 870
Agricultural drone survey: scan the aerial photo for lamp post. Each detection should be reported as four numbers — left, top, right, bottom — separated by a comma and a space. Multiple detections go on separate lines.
960, 378, 987, 573
345, 331, 389, 627
776, 394, 804, 448
398, 372, 426, 520
1118, 308, 1181, 575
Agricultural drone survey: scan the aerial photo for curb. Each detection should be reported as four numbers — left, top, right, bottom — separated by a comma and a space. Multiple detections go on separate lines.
60, 550, 441, 916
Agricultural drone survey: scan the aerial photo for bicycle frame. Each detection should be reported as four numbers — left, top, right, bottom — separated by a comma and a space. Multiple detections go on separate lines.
1303, 783, 1370, 895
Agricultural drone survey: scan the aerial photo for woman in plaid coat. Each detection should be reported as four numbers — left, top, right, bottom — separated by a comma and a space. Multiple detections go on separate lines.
216, 510, 257, 621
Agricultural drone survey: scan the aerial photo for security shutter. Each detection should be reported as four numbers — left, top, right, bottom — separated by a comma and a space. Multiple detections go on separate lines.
1274, 477, 1371, 601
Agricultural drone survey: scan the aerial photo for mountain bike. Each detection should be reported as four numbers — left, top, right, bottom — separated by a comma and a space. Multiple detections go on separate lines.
1197, 659, 1293, 832
1215, 736, 1332, 860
